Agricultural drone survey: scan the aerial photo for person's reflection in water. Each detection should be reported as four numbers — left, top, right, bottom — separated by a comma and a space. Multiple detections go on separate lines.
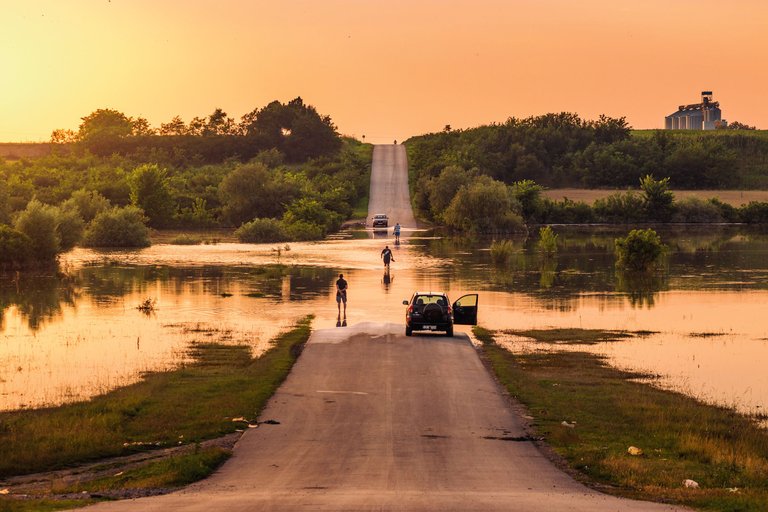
382, 268, 393, 291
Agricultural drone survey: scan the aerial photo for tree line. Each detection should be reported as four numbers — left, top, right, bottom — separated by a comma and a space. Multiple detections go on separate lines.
50, 97, 342, 164
1, 98, 371, 269
407, 113, 768, 191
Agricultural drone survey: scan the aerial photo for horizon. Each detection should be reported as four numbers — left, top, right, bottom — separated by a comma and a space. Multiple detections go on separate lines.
2, 0, 767, 143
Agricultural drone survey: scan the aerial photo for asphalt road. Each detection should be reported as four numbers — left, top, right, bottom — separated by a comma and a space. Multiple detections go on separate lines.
367, 144, 418, 229
83, 325, 684, 511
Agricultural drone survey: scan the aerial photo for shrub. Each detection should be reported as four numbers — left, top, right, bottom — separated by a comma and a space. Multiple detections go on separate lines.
54, 204, 85, 251
443, 177, 525, 234
537, 226, 558, 255
83, 206, 151, 247
169, 234, 203, 245
283, 198, 342, 235
61, 189, 111, 222
235, 218, 287, 243
282, 219, 324, 241
615, 228, 665, 271
671, 197, 724, 223
739, 201, 768, 224
489, 239, 515, 266
0, 225, 34, 269
594, 191, 645, 223
128, 164, 175, 228
14, 199, 59, 261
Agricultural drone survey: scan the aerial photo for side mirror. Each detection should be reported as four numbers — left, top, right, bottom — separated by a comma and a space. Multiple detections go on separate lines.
402, 300, 409, 305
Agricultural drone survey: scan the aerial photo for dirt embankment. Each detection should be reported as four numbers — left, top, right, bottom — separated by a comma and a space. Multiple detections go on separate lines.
0, 143, 56, 159
544, 188, 768, 207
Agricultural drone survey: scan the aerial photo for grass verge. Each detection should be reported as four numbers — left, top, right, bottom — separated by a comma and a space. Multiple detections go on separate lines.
0, 316, 313, 508
474, 326, 768, 511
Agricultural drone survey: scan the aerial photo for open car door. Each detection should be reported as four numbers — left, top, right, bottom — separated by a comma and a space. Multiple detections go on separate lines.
452, 294, 478, 325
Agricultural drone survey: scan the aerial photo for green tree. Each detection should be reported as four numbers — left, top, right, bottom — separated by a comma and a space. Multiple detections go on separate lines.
512, 179, 545, 223
77, 109, 133, 155
0, 179, 10, 224
159, 115, 189, 135
14, 199, 59, 261
640, 175, 674, 222
615, 228, 665, 271
128, 164, 175, 228
0, 225, 34, 270
54, 204, 85, 251
61, 189, 112, 222
443, 176, 524, 234
427, 166, 473, 221
83, 206, 150, 247
219, 163, 299, 225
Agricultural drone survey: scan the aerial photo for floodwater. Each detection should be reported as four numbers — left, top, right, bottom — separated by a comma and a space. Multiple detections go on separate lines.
2, 226, 768, 421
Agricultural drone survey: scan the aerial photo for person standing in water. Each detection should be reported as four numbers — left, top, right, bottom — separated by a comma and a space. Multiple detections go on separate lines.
393, 222, 401, 243
335, 273, 348, 316
381, 245, 394, 268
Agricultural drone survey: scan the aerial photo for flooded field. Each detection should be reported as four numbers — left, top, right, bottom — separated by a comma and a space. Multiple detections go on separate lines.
2, 226, 768, 419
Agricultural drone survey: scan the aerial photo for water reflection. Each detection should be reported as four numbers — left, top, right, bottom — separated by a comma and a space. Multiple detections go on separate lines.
2, 226, 768, 418
0, 271, 79, 330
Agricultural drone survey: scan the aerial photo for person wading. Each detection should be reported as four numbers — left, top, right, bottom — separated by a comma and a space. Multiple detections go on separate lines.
335, 273, 348, 317
381, 245, 394, 268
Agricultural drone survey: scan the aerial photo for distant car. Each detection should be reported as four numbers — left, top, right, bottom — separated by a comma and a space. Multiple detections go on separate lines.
402, 291, 478, 337
371, 214, 389, 228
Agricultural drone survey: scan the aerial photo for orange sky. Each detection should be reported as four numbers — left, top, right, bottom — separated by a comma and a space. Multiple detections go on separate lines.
1, 0, 767, 143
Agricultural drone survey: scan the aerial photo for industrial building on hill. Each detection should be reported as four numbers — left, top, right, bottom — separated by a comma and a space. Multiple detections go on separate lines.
665, 91, 725, 130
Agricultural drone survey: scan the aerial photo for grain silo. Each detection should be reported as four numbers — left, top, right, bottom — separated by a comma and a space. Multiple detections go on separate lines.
665, 91, 724, 130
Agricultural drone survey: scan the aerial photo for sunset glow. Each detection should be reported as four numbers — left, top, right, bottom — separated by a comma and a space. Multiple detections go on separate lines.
1, 0, 767, 142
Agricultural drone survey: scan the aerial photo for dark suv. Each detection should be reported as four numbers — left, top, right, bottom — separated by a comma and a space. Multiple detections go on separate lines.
402, 292, 478, 336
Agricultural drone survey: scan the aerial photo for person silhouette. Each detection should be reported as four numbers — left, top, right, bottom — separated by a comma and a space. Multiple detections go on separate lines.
335, 273, 348, 315
381, 245, 394, 268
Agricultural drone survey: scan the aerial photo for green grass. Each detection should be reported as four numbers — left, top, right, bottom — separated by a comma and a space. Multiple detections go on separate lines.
0, 499, 93, 512
0, 316, 313, 479
168, 234, 203, 245
475, 326, 768, 511
504, 328, 637, 345
61, 446, 230, 493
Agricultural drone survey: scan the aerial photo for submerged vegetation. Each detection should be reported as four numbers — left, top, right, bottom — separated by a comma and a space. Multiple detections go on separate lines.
475, 326, 768, 510
0, 316, 313, 480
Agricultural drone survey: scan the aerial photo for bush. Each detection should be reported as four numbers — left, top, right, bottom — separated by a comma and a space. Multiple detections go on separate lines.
443, 176, 525, 234
282, 219, 324, 241
0, 225, 34, 269
615, 228, 665, 271
538, 226, 558, 255
671, 197, 724, 223
594, 191, 645, 223
61, 189, 111, 222
55, 204, 85, 251
235, 218, 287, 243
739, 201, 768, 224
128, 163, 175, 228
283, 198, 342, 235
82, 206, 151, 247
14, 199, 59, 261
489, 239, 515, 266
169, 234, 203, 245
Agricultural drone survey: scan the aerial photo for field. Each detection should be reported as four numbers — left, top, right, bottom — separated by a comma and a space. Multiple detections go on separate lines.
543, 189, 768, 206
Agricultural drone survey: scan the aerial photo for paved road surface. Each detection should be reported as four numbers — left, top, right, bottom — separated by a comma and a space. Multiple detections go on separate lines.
84, 325, 685, 511
367, 144, 417, 229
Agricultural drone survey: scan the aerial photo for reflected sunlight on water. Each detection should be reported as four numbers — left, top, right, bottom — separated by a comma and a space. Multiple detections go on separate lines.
3, 227, 768, 418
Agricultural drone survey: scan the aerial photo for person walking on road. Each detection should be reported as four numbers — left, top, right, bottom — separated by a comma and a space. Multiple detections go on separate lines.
335, 273, 348, 316
381, 245, 394, 268
393, 222, 401, 243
